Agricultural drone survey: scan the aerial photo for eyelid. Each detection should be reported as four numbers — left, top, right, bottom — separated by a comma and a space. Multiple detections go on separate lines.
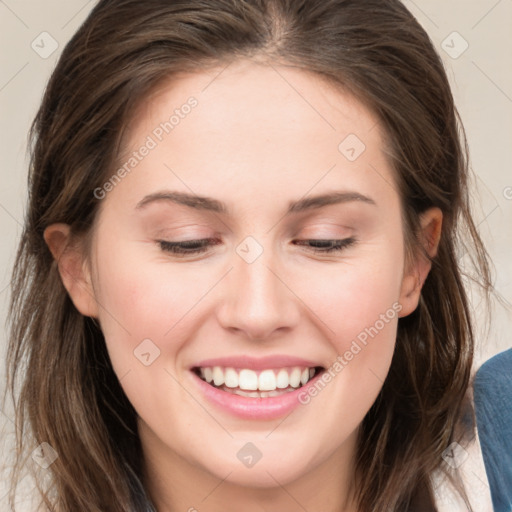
297, 221, 353, 236
157, 236, 357, 257
292, 237, 356, 254
152, 223, 215, 238
158, 237, 219, 256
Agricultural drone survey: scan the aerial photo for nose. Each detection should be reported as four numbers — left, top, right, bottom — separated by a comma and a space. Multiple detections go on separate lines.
216, 244, 301, 341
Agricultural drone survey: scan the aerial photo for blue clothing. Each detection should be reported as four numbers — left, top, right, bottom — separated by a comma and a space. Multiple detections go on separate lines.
474, 348, 512, 512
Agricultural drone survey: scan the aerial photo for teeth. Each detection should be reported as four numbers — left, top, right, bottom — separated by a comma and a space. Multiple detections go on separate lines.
289, 368, 301, 388
276, 369, 289, 389
258, 369, 276, 391
212, 366, 224, 386
238, 369, 258, 390
224, 368, 238, 388
221, 387, 296, 398
197, 365, 319, 392
203, 367, 213, 383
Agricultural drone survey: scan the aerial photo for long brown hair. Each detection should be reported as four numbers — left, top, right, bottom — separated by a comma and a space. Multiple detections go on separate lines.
6, 0, 492, 510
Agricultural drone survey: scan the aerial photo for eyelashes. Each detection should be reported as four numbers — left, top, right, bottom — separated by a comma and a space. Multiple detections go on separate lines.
157, 237, 357, 257
158, 238, 221, 255
292, 238, 356, 253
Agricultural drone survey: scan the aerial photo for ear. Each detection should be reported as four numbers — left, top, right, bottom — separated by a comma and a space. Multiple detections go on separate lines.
398, 207, 443, 318
43, 223, 99, 318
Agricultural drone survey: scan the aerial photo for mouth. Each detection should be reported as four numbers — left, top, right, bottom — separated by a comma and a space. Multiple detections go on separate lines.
192, 365, 325, 398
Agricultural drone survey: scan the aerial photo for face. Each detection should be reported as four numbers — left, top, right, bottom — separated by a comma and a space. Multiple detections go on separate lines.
51, 60, 433, 500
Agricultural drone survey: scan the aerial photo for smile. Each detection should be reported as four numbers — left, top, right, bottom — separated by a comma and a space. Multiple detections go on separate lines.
193, 366, 322, 397
189, 356, 326, 419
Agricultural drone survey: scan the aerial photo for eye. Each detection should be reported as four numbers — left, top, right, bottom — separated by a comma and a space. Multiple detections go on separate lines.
157, 237, 357, 257
293, 238, 356, 253
158, 238, 220, 256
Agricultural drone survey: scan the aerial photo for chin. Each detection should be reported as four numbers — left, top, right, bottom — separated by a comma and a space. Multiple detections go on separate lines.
198, 444, 319, 489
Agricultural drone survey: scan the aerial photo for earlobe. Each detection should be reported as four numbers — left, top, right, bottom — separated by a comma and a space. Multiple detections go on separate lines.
398, 207, 443, 317
43, 223, 99, 318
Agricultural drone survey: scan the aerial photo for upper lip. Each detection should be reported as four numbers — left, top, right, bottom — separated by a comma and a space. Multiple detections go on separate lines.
191, 355, 323, 371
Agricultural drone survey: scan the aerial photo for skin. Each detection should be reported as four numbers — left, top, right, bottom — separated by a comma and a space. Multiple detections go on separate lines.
45, 59, 442, 512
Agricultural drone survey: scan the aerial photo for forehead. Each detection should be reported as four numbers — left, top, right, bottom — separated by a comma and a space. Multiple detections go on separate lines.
113, 59, 398, 211
125, 59, 385, 151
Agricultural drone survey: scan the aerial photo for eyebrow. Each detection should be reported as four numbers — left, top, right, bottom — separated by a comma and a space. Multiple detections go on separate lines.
135, 190, 376, 215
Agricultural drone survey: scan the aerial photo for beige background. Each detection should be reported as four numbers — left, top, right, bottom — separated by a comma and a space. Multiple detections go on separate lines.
1, 0, 511, 509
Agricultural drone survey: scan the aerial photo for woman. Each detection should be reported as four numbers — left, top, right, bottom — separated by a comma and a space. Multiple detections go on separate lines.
6, 0, 493, 510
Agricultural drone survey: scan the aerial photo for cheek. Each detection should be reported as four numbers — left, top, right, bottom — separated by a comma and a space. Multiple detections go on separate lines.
299, 247, 403, 402
303, 251, 403, 344
91, 243, 201, 371
90, 245, 204, 426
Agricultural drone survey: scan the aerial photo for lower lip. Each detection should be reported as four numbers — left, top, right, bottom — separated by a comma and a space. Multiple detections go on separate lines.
191, 370, 322, 420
